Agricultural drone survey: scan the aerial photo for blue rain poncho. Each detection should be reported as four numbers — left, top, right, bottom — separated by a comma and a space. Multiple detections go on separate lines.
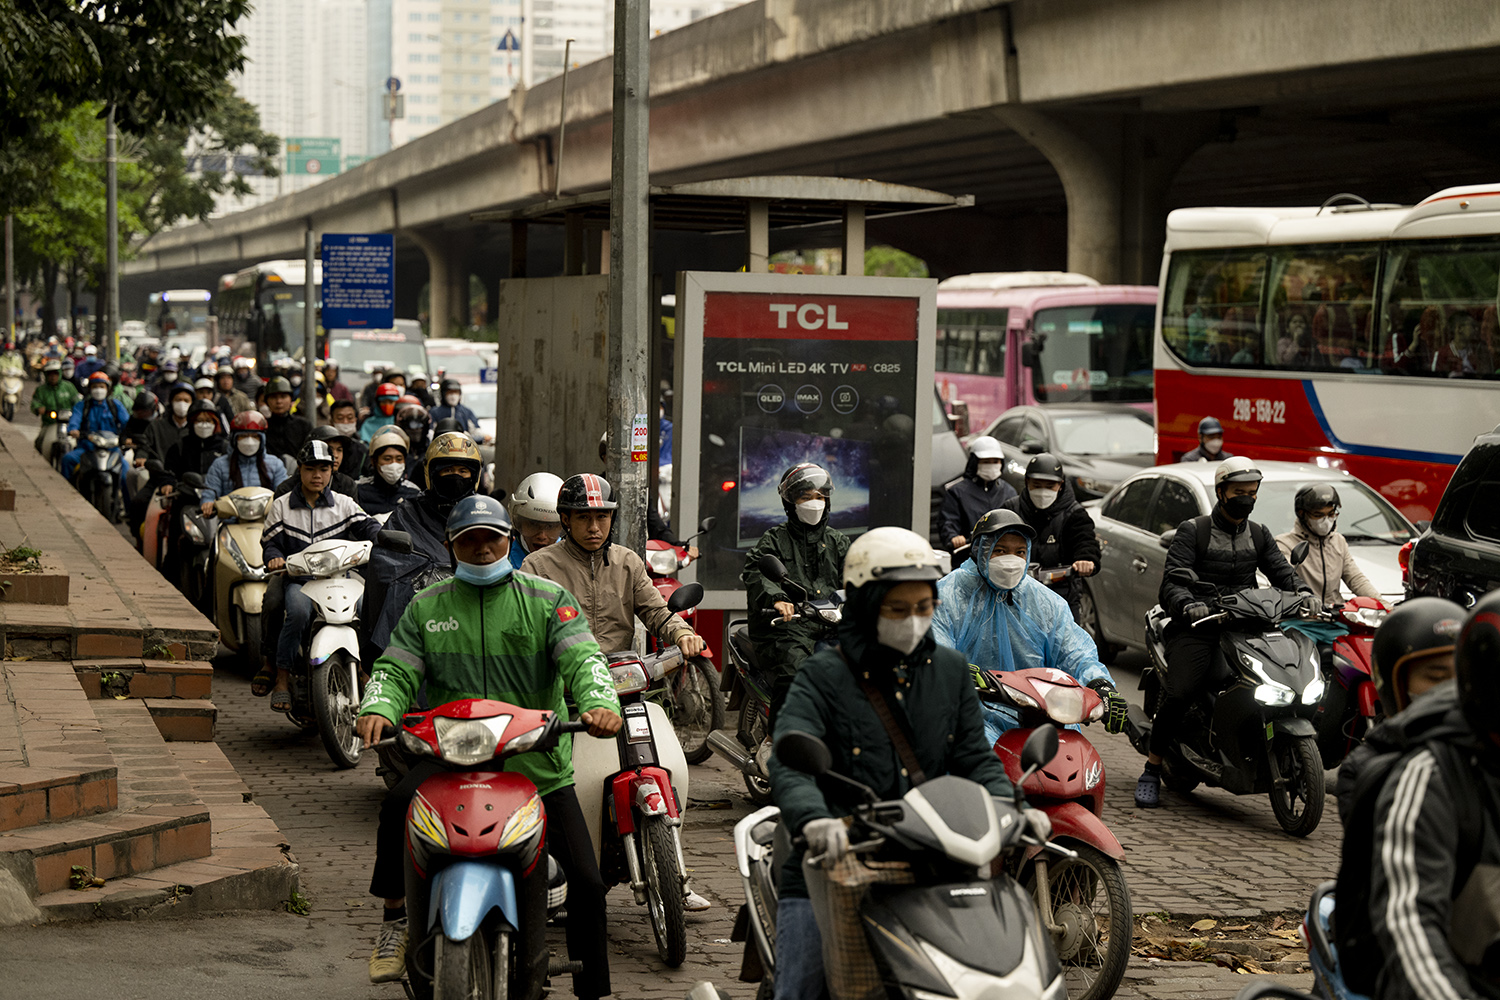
933, 529, 1113, 743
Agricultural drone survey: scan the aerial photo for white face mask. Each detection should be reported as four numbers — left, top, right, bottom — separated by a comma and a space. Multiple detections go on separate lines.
444, 392, 460, 407
90, 386, 108, 400
192, 422, 216, 439
1029, 487, 1058, 510
794, 499, 826, 525
172, 399, 191, 418
975, 463, 1002, 482
988, 553, 1027, 589
236, 436, 261, 457
334, 421, 357, 436
378, 462, 406, 485
1308, 516, 1335, 537
1203, 437, 1223, 454
876, 613, 933, 656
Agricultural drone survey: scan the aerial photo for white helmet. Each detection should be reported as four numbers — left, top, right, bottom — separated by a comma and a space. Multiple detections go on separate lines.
508, 472, 564, 523
843, 527, 944, 590
1213, 455, 1263, 488
84, 344, 97, 356
968, 435, 1003, 460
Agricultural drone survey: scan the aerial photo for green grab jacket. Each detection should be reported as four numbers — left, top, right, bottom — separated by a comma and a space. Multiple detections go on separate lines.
360, 570, 622, 797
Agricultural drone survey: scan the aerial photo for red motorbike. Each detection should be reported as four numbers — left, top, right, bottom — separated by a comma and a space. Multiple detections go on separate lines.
644, 518, 723, 763
379, 698, 590, 1000
1311, 595, 1389, 769
978, 666, 1132, 1000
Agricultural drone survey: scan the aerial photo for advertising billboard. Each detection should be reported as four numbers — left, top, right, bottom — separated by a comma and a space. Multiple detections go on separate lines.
674, 273, 936, 608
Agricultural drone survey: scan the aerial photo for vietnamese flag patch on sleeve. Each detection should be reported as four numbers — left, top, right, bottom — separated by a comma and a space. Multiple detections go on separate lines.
557, 606, 579, 623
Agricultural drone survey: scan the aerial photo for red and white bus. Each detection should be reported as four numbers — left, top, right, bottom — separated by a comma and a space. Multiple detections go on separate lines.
1154, 183, 1500, 523
935, 273, 1157, 434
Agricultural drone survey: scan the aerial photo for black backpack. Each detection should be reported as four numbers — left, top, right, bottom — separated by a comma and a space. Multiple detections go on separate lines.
1333, 691, 1488, 995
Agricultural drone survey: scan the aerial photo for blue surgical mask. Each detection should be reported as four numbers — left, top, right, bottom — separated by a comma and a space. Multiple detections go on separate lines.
454, 558, 512, 586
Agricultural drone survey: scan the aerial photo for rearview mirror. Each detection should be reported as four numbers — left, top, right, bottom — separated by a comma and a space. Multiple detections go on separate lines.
1167, 566, 1199, 585
1020, 724, 1059, 772
666, 582, 704, 614
776, 731, 831, 777
1157, 529, 1176, 550
1289, 540, 1310, 566
758, 553, 788, 582
699, 516, 716, 533
377, 529, 413, 553
1020, 439, 1045, 455
181, 472, 205, 490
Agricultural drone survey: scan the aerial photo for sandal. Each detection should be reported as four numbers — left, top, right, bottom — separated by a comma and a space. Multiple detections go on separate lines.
251, 665, 275, 698
270, 689, 292, 712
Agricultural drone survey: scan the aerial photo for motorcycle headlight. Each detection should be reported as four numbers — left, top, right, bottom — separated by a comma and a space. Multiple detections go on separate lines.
504, 724, 547, 755
1003, 685, 1039, 709
232, 495, 270, 521
295, 549, 341, 577
1040, 686, 1086, 725
433, 714, 511, 765
498, 793, 544, 849
399, 728, 434, 757
646, 548, 679, 575
1302, 675, 1326, 706
221, 530, 265, 580
610, 662, 649, 696
182, 516, 204, 544
1254, 684, 1296, 707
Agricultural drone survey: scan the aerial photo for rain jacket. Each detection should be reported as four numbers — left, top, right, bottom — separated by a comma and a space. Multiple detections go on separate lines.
359, 573, 622, 797
741, 516, 851, 676
932, 531, 1112, 741
1275, 521, 1379, 607
68, 396, 129, 439
359, 412, 395, 443
521, 537, 693, 655
31, 380, 81, 421
365, 490, 455, 648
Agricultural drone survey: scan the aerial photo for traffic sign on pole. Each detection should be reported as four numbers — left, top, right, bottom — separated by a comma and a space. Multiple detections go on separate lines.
286, 137, 342, 176
321, 234, 395, 329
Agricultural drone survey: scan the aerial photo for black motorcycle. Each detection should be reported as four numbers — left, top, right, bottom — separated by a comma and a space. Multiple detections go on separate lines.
74, 430, 124, 522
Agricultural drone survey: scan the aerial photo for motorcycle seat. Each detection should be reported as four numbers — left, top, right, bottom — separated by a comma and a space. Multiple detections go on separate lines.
730, 626, 761, 671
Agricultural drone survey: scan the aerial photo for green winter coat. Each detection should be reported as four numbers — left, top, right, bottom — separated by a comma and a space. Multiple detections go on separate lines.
360, 571, 621, 797
31, 380, 81, 420
742, 519, 851, 673
769, 641, 1013, 898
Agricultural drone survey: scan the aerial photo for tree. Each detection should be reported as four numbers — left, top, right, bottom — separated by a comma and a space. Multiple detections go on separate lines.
864, 245, 930, 278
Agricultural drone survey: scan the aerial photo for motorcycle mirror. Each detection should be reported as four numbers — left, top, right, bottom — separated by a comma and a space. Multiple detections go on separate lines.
1289, 540, 1310, 566
1157, 528, 1177, 550
181, 472, 205, 490
775, 731, 831, 777
698, 516, 716, 533
666, 582, 704, 614
145, 458, 165, 474
1166, 566, 1199, 585
758, 553, 789, 582
377, 529, 414, 553
1020, 723, 1059, 772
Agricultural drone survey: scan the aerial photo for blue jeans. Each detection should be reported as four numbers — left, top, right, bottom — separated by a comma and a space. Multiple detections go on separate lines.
275, 582, 314, 671
61, 446, 87, 483
774, 897, 825, 1000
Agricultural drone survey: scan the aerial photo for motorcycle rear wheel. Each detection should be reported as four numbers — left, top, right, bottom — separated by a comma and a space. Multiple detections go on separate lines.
739, 700, 773, 806
1269, 734, 1325, 837
312, 653, 363, 769
1028, 843, 1132, 1000
433, 929, 497, 1000
643, 820, 687, 967
1078, 585, 1119, 665
669, 656, 724, 765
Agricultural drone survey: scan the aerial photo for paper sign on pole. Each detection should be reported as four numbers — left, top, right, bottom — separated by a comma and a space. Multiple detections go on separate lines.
631, 413, 650, 462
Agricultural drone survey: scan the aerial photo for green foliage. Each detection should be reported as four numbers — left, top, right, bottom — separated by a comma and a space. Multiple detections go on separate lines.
285, 889, 312, 916
864, 245, 930, 278
1, 544, 42, 564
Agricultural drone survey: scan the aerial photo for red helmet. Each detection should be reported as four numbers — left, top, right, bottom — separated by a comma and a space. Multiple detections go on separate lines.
230, 411, 269, 433
396, 394, 421, 409
88, 372, 111, 385
376, 382, 401, 416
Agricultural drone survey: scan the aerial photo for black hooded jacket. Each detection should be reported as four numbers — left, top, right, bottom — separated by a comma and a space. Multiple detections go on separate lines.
363, 489, 460, 649
999, 482, 1100, 570
937, 452, 1018, 546
1160, 504, 1305, 619
355, 471, 421, 516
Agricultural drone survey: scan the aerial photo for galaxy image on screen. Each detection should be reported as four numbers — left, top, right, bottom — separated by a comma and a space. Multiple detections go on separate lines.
736, 426, 871, 546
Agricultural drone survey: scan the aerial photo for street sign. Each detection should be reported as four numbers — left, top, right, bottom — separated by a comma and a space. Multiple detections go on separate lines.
385, 76, 402, 93
383, 93, 405, 121
321, 233, 395, 330
286, 137, 341, 176
497, 29, 520, 51
479, 366, 498, 383
343, 155, 372, 170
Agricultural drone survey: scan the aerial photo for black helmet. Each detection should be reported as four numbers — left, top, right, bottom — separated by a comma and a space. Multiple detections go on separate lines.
440, 378, 462, 394
1295, 483, 1341, 516
1371, 597, 1463, 716
311, 423, 351, 447
104, 362, 120, 383
777, 463, 833, 506
168, 380, 195, 402
187, 399, 221, 425
557, 473, 618, 511
1198, 416, 1223, 439
433, 417, 463, 437
1455, 591, 1500, 741
265, 376, 293, 396
972, 507, 1036, 541
1024, 453, 1066, 484
297, 438, 337, 467
132, 391, 156, 413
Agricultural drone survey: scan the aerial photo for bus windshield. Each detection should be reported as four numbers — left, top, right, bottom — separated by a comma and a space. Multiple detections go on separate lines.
1030, 304, 1155, 403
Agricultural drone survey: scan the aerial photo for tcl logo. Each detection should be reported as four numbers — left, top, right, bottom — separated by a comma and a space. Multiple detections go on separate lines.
768, 303, 850, 331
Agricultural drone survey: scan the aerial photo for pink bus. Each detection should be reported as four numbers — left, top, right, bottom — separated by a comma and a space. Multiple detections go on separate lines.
935, 273, 1158, 434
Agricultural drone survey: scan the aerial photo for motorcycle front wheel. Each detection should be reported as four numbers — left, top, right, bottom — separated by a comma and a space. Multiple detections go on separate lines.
1269, 734, 1325, 837
669, 656, 724, 765
739, 700, 773, 806
642, 820, 687, 967
311, 653, 362, 769
2, 400, 14, 421
240, 611, 264, 669
1027, 843, 1132, 1000
432, 928, 499, 1000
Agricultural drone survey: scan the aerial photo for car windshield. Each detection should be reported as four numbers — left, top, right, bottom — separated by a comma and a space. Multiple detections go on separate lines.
463, 388, 496, 419
330, 337, 427, 379
1050, 413, 1155, 456
429, 350, 492, 377
1254, 479, 1414, 544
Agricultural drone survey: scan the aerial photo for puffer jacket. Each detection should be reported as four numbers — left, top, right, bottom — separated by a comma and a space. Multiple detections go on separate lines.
1160, 506, 1305, 619
1275, 521, 1380, 607
520, 537, 693, 655
937, 456, 1018, 547
741, 518, 851, 655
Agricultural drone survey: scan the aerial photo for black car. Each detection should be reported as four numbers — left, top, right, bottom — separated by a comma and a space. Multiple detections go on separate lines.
970, 403, 1156, 500
1406, 425, 1500, 608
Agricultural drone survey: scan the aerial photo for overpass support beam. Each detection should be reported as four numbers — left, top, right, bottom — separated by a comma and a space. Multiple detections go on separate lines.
406, 229, 473, 337
994, 109, 1216, 284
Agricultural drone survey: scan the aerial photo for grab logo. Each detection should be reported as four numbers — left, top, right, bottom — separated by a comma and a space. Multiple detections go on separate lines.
426, 616, 460, 633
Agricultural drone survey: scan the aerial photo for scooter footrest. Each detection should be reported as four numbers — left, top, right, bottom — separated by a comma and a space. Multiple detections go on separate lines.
548, 959, 583, 977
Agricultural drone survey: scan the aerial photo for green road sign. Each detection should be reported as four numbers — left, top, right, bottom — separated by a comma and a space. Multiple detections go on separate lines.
286, 137, 341, 176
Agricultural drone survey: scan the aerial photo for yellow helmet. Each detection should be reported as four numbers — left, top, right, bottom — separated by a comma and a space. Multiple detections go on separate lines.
424, 431, 482, 483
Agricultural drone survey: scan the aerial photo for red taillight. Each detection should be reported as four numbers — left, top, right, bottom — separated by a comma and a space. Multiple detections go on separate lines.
1398, 540, 1414, 584
720, 480, 736, 492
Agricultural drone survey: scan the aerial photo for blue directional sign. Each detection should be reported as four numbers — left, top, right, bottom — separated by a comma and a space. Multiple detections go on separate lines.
321, 233, 394, 329
497, 29, 520, 52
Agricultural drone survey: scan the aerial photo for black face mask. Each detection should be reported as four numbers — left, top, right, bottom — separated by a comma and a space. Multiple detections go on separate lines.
432, 473, 474, 502
1222, 494, 1256, 519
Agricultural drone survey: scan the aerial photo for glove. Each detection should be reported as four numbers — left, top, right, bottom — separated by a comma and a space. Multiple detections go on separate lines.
802, 817, 849, 868
1022, 807, 1052, 843
1184, 602, 1211, 623
1301, 592, 1323, 617
1089, 680, 1130, 735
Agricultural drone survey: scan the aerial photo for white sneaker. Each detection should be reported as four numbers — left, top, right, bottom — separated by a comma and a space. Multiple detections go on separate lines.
684, 889, 712, 912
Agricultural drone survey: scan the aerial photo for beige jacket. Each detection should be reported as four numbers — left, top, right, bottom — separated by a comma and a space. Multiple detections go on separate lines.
1275, 521, 1380, 606
521, 539, 693, 654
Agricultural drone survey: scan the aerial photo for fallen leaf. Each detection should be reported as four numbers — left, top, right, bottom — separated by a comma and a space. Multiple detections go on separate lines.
1271, 916, 1286, 929
1190, 918, 1218, 932
1269, 929, 1302, 940
1224, 924, 1251, 932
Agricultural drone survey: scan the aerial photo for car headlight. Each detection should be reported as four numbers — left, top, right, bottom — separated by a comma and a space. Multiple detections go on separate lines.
1302, 676, 1326, 706
433, 714, 511, 765
1073, 476, 1115, 497
646, 548, 679, 575
498, 793, 544, 849
1254, 684, 1296, 707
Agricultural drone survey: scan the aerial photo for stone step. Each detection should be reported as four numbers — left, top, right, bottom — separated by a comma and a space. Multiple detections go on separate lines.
33, 848, 297, 921
0, 660, 119, 833
0, 766, 117, 833
72, 658, 213, 701
0, 805, 211, 895
143, 699, 217, 742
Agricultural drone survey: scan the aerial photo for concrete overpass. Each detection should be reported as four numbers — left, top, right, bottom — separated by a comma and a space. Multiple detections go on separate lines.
125, 0, 1500, 323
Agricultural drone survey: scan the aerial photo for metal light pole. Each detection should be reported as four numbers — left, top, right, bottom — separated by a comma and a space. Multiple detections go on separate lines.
303, 228, 318, 421
106, 106, 120, 360
607, 0, 651, 554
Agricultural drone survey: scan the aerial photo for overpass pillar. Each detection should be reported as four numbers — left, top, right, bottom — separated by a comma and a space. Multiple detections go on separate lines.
406, 229, 473, 337
994, 109, 1216, 285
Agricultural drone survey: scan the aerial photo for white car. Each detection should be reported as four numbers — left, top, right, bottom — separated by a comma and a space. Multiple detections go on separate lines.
1081, 461, 1416, 660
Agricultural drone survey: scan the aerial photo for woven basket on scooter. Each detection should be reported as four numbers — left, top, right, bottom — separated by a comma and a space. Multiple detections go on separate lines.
814, 853, 915, 1000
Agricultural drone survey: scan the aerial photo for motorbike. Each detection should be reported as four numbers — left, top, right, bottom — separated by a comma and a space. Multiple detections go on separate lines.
644, 516, 723, 764
211, 486, 274, 666
172, 473, 219, 611
573, 582, 704, 966
731, 725, 1069, 1000
976, 667, 1131, 1000
1, 370, 23, 421
37, 409, 71, 467
1128, 554, 1329, 837
708, 553, 842, 806
1301, 596, 1388, 770
373, 700, 596, 1000
74, 430, 124, 522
